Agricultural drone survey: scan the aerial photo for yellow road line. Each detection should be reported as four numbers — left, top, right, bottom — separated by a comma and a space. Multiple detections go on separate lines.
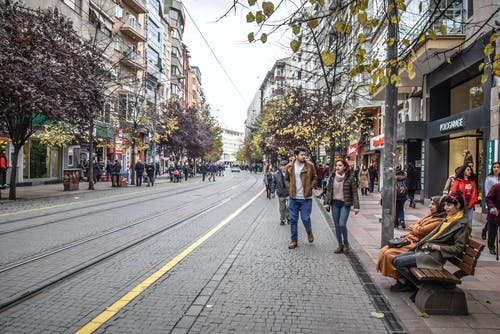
76, 188, 264, 334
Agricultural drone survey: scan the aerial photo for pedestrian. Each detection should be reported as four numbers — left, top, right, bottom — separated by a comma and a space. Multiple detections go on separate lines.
0, 150, 8, 189
323, 158, 360, 254
263, 165, 274, 199
92, 160, 101, 184
201, 163, 207, 182
208, 163, 217, 182
485, 183, 500, 255
285, 146, 317, 249
395, 164, 408, 229
483, 162, 500, 240
450, 164, 477, 226
146, 161, 155, 187
359, 165, 369, 195
405, 162, 419, 208
273, 160, 290, 225
111, 159, 121, 187
184, 163, 189, 181
134, 160, 144, 186
377, 196, 446, 283
391, 191, 471, 301
368, 163, 377, 193
316, 163, 326, 189
105, 162, 112, 183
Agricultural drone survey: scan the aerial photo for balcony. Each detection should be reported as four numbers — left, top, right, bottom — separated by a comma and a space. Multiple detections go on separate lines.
120, 20, 146, 42
121, 50, 145, 70
122, 0, 147, 14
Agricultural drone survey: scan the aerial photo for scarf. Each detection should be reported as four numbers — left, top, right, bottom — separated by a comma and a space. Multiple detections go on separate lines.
430, 211, 464, 240
333, 172, 345, 201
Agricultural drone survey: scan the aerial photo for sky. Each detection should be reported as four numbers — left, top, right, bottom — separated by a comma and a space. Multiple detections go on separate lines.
182, 0, 291, 133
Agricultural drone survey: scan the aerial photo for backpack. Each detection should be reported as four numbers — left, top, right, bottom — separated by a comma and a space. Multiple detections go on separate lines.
396, 180, 408, 198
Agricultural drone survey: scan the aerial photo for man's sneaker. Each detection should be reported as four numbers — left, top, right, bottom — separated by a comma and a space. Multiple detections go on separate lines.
308, 233, 314, 243
288, 241, 298, 249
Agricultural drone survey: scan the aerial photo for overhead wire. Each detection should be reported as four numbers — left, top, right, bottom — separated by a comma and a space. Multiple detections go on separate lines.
182, 2, 248, 106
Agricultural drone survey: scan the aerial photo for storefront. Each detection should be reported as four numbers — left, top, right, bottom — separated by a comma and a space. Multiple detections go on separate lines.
423, 33, 491, 198
22, 137, 62, 182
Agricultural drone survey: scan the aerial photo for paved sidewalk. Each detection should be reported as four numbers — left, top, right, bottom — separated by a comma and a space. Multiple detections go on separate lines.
347, 192, 500, 333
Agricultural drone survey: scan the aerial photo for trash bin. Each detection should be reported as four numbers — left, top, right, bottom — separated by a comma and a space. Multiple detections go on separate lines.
63, 169, 80, 191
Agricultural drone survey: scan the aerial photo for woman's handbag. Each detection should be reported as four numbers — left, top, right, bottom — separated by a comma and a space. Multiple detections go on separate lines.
387, 237, 410, 248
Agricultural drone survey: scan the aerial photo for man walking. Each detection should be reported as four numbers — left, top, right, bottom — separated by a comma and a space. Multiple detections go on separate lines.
285, 147, 317, 249
368, 163, 377, 193
134, 160, 144, 186
273, 160, 290, 225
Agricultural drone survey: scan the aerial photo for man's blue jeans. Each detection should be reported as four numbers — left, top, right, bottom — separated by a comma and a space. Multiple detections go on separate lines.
288, 198, 312, 242
392, 251, 419, 286
331, 200, 351, 245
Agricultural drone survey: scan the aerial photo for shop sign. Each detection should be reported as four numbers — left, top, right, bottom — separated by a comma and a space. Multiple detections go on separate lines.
439, 118, 464, 133
370, 134, 384, 150
114, 129, 123, 154
486, 140, 498, 174
347, 143, 360, 157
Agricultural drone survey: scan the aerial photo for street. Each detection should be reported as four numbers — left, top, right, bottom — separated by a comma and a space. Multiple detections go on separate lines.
0, 171, 391, 333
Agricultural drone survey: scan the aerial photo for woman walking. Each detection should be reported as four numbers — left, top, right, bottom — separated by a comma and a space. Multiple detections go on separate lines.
359, 165, 369, 195
323, 158, 360, 254
451, 165, 478, 226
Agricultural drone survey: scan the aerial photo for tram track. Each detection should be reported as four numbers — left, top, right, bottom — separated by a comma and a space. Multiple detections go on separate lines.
0, 176, 260, 313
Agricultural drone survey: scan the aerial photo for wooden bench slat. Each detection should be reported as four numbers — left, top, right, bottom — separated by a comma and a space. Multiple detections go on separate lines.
409, 238, 483, 285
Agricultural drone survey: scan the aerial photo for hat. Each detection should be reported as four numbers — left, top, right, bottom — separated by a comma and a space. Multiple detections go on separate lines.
280, 160, 289, 166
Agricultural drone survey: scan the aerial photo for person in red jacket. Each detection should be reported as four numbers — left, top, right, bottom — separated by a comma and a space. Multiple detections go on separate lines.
451, 164, 477, 226
485, 183, 500, 255
0, 150, 8, 189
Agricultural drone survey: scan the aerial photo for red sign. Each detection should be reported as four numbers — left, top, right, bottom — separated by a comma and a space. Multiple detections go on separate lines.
347, 143, 360, 157
114, 129, 123, 154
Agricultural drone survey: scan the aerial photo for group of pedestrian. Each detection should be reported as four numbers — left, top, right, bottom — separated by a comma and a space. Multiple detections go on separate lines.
265, 147, 360, 253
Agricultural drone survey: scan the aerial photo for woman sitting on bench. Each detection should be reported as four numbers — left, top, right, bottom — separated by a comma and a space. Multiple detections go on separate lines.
391, 191, 471, 299
377, 196, 446, 287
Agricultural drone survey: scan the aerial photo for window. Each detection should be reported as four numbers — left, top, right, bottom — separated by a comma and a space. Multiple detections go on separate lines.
150, 0, 160, 15
466, 0, 473, 19
115, 4, 123, 19
63, 0, 81, 12
171, 65, 180, 77
171, 83, 179, 96
147, 46, 160, 66
170, 9, 179, 22
129, 15, 137, 28
450, 75, 483, 115
148, 19, 161, 43
171, 47, 180, 58
172, 29, 180, 40
276, 68, 283, 76
115, 36, 123, 51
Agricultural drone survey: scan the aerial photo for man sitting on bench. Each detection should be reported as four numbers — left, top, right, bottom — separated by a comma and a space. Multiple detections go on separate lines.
391, 190, 471, 301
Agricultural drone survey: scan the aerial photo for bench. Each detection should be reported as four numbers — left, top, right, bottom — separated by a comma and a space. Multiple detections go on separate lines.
409, 238, 484, 315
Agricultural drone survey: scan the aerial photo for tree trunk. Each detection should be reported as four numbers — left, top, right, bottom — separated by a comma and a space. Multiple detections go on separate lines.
381, 0, 398, 246
88, 125, 95, 190
8, 144, 22, 200
130, 142, 136, 186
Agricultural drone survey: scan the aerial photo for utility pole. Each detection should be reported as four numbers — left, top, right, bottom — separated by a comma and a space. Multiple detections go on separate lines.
381, 0, 398, 246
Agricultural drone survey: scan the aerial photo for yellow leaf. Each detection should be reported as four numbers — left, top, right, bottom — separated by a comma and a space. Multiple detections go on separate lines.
481, 73, 488, 84
386, 38, 395, 46
447, 57, 452, 64
418, 1, 423, 13
439, 24, 447, 36
479, 62, 485, 71
321, 50, 336, 67
292, 25, 300, 35
290, 39, 301, 53
308, 17, 319, 29
357, 33, 366, 43
262, 1, 275, 17
358, 12, 368, 25
408, 70, 416, 80
345, 25, 352, 34
402, 38, 410, 47
391, 15, 399, 24
248, 0, 256, 5
406, 62, 413, 72
490, 33, 497, 44
247, 32, 255, 42
484, 43, 495, 56
336, 21, 346, 33
380, 76, 389, 86
255, 11, 265, 24
261, 33, 268, 43
429, 29, 437, 40
390, 74, 400, 85
418, 33, 426, 43
246, 12, 255, 23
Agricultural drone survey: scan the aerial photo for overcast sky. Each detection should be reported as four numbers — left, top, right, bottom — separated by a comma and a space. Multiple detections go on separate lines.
182, 0, 291, 133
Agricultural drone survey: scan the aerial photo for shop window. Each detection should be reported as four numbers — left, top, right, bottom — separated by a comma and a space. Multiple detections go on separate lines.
23, 139, 61, 179
450, 75, 483, 115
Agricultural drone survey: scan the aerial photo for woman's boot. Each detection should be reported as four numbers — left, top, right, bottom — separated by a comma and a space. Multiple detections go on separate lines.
334, 245, 344, 253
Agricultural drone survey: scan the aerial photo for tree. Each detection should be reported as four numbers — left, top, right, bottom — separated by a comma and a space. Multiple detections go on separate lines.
0, 3, 105, 200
